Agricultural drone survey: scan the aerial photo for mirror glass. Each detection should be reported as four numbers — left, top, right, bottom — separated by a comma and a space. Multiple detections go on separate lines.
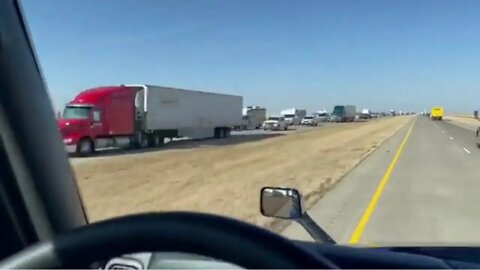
260, 187, 304, 219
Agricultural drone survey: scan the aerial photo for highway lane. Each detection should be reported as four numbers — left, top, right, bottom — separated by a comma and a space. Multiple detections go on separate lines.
282, 116, 480, 245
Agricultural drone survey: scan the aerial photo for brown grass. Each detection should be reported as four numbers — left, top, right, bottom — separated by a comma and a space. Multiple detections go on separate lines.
444, 116, 479, 130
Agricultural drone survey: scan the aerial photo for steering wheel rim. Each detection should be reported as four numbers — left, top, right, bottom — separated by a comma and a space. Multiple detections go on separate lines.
0, 212, 337, 269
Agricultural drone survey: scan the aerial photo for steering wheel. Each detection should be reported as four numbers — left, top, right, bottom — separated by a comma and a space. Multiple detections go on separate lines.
0, 212, 337, 269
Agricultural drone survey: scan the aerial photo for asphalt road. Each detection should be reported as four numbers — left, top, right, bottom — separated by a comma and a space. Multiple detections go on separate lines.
282, 116, 480, 245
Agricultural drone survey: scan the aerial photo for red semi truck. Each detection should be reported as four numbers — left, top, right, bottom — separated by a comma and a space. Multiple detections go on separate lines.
58, 84, 242, 155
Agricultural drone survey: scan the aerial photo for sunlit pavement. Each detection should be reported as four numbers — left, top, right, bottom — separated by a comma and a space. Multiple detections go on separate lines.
283, 116, 480, 245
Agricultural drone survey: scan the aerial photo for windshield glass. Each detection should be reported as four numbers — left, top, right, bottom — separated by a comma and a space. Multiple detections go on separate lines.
22, 0, 480, 248
332, 106, 344, 115
62, 106, 91, 119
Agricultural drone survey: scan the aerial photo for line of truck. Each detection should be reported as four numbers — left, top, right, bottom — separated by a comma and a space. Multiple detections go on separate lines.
57, 84, 389, 156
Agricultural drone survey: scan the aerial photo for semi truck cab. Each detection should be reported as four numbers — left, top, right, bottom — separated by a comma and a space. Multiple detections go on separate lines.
57, 86, 137, 155
59, 105, 100, 152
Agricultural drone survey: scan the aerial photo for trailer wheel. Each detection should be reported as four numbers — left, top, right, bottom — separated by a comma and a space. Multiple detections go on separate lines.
147, 134, 156, 148
136, 132, 149, 148
77, 138, 94, 156
223, 128, 231, 138
154, 134, 164, 147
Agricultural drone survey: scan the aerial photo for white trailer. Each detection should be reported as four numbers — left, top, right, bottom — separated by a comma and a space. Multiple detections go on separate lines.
236, 106, 266, 130
280, 108, 307, 125
130, 84, 242, 140
313, 109, 329, 122
360, 108, 371, 119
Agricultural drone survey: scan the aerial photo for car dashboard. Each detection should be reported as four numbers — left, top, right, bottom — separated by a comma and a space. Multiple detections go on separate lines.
102, 240, 480, 269
103, 252, 242, 269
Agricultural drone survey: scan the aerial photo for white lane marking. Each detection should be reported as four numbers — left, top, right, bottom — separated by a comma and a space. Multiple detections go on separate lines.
449, 136, 454, 140
464, 147, 471, 154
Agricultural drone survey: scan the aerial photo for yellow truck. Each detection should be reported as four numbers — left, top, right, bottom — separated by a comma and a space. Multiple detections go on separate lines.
431, 107, 444, 120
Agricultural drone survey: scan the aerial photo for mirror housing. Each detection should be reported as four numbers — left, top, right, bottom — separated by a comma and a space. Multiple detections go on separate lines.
260, 186, 305, 219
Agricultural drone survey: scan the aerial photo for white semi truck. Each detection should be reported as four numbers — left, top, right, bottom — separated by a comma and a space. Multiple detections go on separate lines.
330, 105, 356, 122
360, 108, 371, 119
280, 108, 307, 125
236, 106, 267, 130
313, 109, 329, 122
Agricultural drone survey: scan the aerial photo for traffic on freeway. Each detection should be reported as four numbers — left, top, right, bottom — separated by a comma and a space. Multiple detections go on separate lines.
4, 0, 480, 269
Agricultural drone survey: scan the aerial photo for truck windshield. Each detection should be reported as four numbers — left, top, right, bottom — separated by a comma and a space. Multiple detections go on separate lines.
62, 106, 91, 119
304, 116, 313, 119
268, 117, 280, 121
333, 106, 344, 115
284, 114, 295, 118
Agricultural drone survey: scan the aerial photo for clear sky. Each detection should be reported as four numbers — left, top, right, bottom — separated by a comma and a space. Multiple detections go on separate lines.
21, 0, 480, 114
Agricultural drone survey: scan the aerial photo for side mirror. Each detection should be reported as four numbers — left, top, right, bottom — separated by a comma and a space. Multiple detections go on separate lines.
260, 186, 305, 219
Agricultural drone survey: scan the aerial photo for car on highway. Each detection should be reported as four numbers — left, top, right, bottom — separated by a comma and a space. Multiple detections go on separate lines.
300, 115, 320, 126
262, 116, 289, 131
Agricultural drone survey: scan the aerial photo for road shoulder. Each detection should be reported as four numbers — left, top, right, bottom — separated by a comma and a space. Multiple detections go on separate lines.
281, 119, 414, 243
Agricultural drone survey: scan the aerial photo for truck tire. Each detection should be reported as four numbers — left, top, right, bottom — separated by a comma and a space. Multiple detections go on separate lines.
154, 134, 164, 147
76, 138, 94, 156
147, 134, 156, 148
214, 128, 221, 139
223, 128, 231, 138
220, 128, 227, 139
135, 132, 149, 148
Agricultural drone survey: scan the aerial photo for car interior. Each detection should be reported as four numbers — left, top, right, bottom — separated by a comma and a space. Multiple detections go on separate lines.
3, 0, 480, 268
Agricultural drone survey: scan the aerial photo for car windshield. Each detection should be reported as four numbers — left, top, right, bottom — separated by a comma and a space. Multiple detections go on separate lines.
62, 106, 91, 119
21, 0, 480, 248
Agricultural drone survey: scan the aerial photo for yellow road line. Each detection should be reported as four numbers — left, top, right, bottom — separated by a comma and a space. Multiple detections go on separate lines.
348, 119, 417, 244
